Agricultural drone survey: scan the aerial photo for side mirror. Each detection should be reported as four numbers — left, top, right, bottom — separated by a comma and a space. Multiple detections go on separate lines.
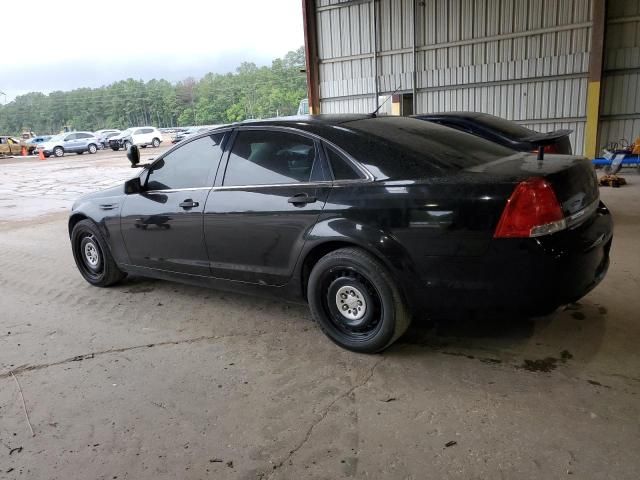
127, 144, 140, 167
124, 177, 142, 194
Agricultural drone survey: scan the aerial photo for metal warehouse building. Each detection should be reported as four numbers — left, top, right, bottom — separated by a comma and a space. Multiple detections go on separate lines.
302, 0, 640, 157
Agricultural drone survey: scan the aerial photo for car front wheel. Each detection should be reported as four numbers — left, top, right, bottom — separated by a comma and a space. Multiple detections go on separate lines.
152, 138, 160, 147
71, 219, 125, 287
307, 247, 411, 353
53, 146, 64, 157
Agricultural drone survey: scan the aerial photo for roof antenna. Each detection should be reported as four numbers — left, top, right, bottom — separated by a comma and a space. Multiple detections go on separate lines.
371, 86, 401, 117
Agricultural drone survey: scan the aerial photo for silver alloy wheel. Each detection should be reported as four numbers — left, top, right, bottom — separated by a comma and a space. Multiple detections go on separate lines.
88, 144, 97, 154
54, 147, 64, 157
335, 285, 366, 320
84, 241, 99, 267
152, 138, 160, 147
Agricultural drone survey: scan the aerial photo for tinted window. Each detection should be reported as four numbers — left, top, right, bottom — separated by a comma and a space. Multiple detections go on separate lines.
224, 130, 316, 186
133, 129, 143, 135
325, 146, 362, 180
65, 134, 76, 141
472, 114, 536, 139
342, 117, 515, 173
78, 133, 93, 139
142, 128, 154, 134
146, 133, 225, 190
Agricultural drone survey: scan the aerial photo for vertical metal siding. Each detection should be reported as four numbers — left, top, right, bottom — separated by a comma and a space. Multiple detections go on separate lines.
598, 0, 640, 149
315, 0, 599, 154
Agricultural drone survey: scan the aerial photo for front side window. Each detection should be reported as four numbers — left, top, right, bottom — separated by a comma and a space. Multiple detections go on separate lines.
65, 134, 76, 141
146, 133, 225, 191
223, 130, 316, 186
133, 129, 143, 135
142, 128, 154, 134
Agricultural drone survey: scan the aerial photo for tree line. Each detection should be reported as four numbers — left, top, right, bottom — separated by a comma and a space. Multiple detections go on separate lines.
0, 47, 307, 135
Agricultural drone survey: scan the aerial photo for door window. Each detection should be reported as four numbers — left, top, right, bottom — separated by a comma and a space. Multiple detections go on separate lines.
223, 130, 316, 186
146, 133, 225, 191
142, 128, 154, 134
65, 134, 77, 141
325, 146, 362, 180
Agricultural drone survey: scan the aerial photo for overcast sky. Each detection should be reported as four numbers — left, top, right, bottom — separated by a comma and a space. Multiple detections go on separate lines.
1, 0, 303, 102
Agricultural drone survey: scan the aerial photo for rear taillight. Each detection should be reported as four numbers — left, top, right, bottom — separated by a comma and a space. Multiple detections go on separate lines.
494, 177, 566, 238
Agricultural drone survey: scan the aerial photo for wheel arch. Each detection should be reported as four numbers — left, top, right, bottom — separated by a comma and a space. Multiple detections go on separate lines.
68, 212, 89, 236
298, 221, 420, 306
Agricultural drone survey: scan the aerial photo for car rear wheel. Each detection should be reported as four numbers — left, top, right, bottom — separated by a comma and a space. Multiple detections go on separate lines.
53, 146, 64, 157
88, 144, 97, 154
71, 219, 125, 287
307, 247, 411, 353
76, 151, 84, 155
152, 138, 160, 147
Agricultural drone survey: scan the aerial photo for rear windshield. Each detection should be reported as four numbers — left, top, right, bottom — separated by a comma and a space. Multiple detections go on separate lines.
340, 116, 515, 177
473, 113, 536, 139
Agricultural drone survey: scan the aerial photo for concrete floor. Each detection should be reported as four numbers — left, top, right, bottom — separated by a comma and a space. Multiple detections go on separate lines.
0, 157, 639, 479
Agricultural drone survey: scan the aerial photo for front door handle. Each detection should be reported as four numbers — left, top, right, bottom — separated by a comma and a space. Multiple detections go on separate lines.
288, 193, 317, 206
179, 199, 199, 209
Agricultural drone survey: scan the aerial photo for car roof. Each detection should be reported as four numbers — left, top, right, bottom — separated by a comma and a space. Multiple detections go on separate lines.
237, 114, 372, 128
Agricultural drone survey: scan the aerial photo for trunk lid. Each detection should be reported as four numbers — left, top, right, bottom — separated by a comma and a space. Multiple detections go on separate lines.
467, 153, 600, 216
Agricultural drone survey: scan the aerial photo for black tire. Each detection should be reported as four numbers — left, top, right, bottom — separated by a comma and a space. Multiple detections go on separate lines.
111, 146, 120, 151
307, 247, 411, 353
71, 219, 125, 287
76, 151, 84, 155
53, 146, 64, 157
88, 143, 97, 154
152, 137, 160, 147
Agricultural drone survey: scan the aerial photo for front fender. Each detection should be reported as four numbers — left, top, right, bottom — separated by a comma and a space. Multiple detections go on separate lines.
69, 195, 128, 265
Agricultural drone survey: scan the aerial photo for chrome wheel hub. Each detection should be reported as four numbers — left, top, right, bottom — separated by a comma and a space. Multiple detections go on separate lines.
335, 285, 366, 321
84, 242, 99, 267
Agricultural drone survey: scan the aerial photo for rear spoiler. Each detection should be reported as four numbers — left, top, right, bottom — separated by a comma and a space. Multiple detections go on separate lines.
521, 129, 573, 160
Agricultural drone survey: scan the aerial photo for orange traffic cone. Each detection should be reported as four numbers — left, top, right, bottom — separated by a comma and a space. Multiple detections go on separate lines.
21, 146, 27, 156
38, 148, 46, 160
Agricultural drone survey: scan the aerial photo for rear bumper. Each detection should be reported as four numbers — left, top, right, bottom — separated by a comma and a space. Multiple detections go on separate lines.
411, 202, 613, 314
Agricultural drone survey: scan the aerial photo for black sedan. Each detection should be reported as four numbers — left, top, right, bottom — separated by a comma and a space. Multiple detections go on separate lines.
414, 112, 573, 155
68, 115, 612, 353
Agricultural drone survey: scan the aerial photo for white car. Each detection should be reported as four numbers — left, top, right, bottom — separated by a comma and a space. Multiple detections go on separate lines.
108, 127, 162, 151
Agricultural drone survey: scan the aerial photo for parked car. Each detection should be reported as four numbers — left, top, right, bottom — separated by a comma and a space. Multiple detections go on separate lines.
0, 136, 23, 156
40, 131, 101, 157
25, 135, 52, 153
108, 126, 162, 150
414, 112, 573, 155
69, 115, 611, 353
94, 129, 121, 149
171, 126, 219, 144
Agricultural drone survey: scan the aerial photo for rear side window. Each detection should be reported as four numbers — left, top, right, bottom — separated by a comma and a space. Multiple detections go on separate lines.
223, 130, 316, 186
146, 133, 225, 190
325, 145, 362, 180
142, 128, 154, 134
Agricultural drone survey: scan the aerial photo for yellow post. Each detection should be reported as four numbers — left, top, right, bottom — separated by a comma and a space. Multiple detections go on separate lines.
584, 81, 602, 159
583, 0, 606, 158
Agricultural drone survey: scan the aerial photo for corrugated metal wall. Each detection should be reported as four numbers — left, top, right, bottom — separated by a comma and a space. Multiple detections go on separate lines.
315, 0, 595, 154
598, 0, 640, 150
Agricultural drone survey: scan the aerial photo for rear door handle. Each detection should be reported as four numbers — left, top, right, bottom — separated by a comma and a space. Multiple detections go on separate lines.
179, 200, 199, 209
288, 194, 317, 205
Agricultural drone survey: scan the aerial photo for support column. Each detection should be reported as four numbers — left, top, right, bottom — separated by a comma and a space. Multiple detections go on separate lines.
302, 0, 320, 114
584, 0, 606, 158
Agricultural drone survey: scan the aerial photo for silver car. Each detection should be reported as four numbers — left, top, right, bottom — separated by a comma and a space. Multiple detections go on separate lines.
40, 131, 101, 158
